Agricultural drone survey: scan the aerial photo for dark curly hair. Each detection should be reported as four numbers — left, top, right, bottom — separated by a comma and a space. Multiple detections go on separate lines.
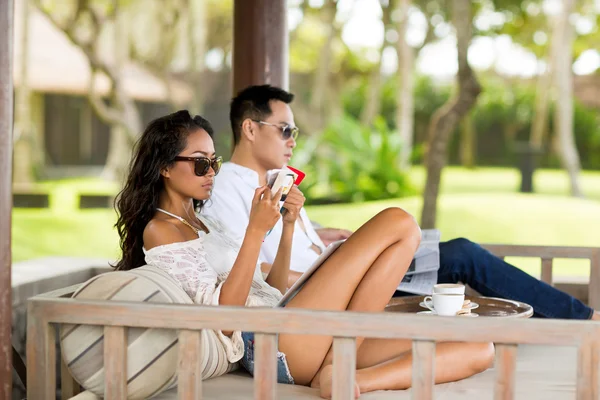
113, 110, 215, 271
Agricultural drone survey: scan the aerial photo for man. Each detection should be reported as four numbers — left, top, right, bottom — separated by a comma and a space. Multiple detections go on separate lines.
203, 84, 598, 320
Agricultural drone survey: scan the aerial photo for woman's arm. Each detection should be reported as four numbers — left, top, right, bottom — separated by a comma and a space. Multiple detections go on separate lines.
261, 262, 303, 290
219, 187, 282, 307
266, 221, 295, 293
266, 186, 306, 293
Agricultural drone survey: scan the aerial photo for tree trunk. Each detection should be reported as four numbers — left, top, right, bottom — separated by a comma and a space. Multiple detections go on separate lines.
100, 4, 141, 181
13, 0, 35, 184
188, 0, 206, 114
103, 126, 131, 182
360, 0, 394, 127
396, 0, 414, 170
361, 63, 383, 127
309, 0, 337, 132
530, 15, 557, 150
420, 0, 481, 229
529, 62, 552, 149
459, 112, 476, 168
552, 0, 583, 197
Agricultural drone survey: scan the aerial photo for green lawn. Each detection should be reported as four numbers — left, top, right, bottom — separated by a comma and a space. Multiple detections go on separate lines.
12, 167, 600, 278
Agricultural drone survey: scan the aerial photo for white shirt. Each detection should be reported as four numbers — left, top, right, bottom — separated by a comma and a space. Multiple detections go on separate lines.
143, 213, 283, 364
203, 162, 326, 273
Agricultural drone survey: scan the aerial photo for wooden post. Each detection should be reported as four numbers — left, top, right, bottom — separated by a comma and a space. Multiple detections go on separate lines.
233, 0, 288, 94
494, 344, 518, 400
253, 333, 278, 400
541, 258, 553, 285
412, 341, 435, 400
103, 326, 127, 399
0, 0, 15, 397
178, 330, 203, 400
589, 250, 600, 310
332, 337, 356, 400
576, 336, 594, 400
26, 308, 56, 400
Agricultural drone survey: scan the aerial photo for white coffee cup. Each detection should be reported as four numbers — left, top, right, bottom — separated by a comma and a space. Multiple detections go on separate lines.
433, 283, 465, 295
424, 293, 465, 316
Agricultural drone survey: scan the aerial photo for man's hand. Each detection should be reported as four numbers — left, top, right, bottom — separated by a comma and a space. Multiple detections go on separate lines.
316, 227, 353, 247
282, 186, 305, 224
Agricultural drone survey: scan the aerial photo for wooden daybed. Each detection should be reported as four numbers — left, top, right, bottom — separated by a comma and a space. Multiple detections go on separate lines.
26, 244, 600, 399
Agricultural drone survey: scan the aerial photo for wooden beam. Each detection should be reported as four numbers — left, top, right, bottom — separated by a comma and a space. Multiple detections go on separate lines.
482, 244, 597, 259
28, 297, 594, 346
0, 0, 14, 397
233, 0, 288, 94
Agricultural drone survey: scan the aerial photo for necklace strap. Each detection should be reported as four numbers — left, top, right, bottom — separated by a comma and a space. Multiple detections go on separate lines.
156, 208, 201, 234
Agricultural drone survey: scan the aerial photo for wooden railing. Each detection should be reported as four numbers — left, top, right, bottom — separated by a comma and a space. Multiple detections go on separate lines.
27, 296, 600, 400
482, 244, 600, 309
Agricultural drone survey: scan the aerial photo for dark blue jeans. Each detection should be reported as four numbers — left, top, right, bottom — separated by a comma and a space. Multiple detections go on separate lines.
396, 238, 593, 320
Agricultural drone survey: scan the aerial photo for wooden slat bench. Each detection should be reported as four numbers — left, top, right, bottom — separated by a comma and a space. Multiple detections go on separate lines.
25, 245, 600, 400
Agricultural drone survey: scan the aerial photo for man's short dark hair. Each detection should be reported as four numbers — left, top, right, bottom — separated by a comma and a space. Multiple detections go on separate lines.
229, 85, 294, 146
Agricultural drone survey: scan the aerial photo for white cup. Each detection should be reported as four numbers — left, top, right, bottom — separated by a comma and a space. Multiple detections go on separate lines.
433, 283, 465, 295
424, 293, 465, 316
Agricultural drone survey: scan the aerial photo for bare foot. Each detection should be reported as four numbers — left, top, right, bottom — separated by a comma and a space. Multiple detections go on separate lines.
317, 364, 360, 399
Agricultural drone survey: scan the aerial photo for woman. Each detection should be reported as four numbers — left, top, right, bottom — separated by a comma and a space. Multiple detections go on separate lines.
115, 110, 494, 398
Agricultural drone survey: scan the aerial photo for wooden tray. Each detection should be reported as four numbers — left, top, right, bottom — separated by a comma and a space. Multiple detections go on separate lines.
385, 295, 534, 318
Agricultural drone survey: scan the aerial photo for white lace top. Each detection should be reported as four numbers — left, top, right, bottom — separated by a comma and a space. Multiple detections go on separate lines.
143, 213, 283, 363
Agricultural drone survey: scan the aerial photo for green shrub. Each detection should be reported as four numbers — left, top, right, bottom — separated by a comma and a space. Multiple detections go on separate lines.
293, 114, 415, 204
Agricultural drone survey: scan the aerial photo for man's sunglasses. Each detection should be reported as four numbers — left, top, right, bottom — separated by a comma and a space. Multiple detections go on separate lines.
173, 156, 223, 176
252, 120, 299, 141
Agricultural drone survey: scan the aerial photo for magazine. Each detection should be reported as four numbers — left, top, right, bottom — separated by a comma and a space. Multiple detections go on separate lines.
277, 239, 345, 306
397, 229, 441, 295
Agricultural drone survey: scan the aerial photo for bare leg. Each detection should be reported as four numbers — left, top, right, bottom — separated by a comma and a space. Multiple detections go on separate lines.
318, 342, 495, 398
280, 208, 421, 385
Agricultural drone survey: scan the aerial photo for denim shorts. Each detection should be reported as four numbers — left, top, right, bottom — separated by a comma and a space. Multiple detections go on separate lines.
239, 331, 295, 384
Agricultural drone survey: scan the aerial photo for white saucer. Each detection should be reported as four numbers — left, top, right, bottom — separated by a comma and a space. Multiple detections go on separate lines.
419, 301, 479, 310
417, 310, 479, 317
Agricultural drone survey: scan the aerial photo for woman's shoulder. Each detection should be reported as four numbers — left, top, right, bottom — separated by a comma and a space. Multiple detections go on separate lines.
143, 218, 202, 253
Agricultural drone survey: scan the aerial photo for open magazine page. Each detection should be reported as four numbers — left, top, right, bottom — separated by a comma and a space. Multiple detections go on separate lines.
405, 229, 441, 276
277, 240, 345, 306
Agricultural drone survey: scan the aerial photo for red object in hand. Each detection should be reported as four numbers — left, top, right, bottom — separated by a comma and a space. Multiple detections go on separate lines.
287, 166, 306, 185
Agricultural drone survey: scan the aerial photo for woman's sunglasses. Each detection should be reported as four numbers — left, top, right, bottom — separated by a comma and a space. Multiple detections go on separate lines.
173, 156, 223, 176
252, 120, 299, 141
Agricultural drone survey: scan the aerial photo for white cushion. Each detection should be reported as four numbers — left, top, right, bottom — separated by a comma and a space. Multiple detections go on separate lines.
60, 266, 192, 400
